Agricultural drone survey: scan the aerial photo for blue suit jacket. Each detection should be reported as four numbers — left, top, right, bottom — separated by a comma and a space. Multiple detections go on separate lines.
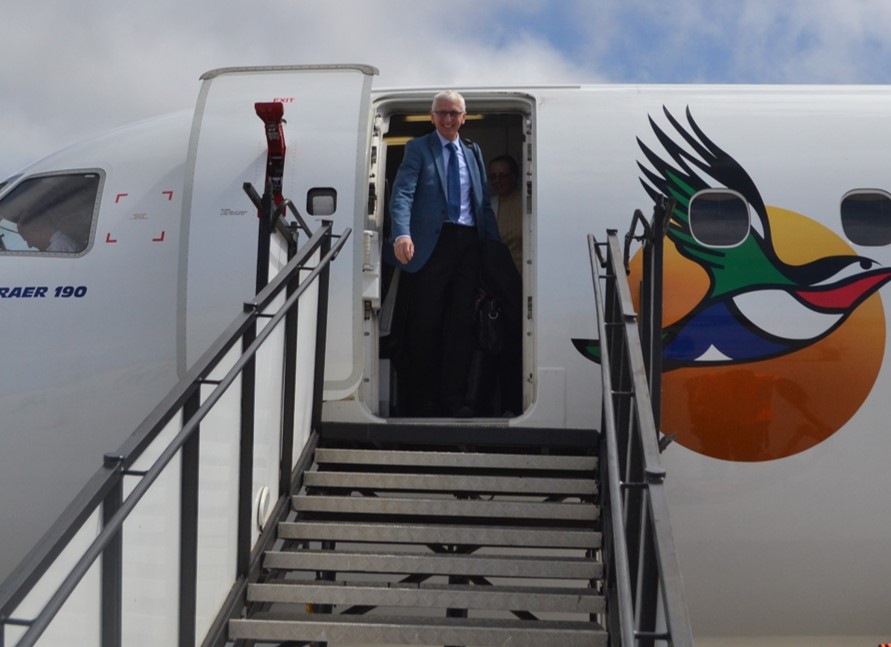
385, 131, 501, 273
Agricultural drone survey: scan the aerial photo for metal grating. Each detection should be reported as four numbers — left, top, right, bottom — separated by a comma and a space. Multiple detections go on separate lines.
230, 438, 605, 646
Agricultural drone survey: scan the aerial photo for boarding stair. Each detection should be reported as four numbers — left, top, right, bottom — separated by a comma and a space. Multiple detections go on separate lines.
228, 425, 606, 646
0, 194, 692, 646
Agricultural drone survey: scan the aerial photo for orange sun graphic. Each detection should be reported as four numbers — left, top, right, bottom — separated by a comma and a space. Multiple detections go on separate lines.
630, 207, 886, 462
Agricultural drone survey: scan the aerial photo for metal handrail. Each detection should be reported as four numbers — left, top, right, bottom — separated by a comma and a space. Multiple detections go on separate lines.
588, 230, 693, 646
0, 220, 350, 647
589, 234, 636, 645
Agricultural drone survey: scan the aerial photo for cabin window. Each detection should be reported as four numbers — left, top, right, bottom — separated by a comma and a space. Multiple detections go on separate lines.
0, 171, 101, 254
688, 189, 749, 247
307, 187, 337, 216
0, 175, 21, 198
840, 190, 891, 246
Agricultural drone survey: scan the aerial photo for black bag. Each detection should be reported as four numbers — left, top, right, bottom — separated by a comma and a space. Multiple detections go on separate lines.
474, 292, 504, 355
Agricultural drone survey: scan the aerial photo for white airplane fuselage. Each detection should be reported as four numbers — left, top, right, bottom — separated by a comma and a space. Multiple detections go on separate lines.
2, 66, 890, 644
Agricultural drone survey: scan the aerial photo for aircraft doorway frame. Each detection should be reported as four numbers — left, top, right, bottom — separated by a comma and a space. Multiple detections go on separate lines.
366, 92, 536, 419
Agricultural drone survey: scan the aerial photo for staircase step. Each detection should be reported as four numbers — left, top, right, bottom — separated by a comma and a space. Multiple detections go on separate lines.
248, 581, 605, 613
229, 613, 607, 647
278, 521, 601, 549
264, 549, 602, 580
304, 470, 598, 496
230, 442, 606, 645
292, 494, 598, 522
313, 448, 597, 472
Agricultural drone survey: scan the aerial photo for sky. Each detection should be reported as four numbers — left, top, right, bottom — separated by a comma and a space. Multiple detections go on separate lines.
3, 0, 891, 177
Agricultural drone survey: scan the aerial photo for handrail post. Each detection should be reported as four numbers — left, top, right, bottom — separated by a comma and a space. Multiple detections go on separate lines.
255, 180, 274, 294
311, 222, 333, 433
636, 510, 660, 647
279, 234, 299, 497
237, 179, 276, 580
179, 390, 201, 647
237, 309, 257, 580
101, 479, 123, 647
638, 199, 671, 431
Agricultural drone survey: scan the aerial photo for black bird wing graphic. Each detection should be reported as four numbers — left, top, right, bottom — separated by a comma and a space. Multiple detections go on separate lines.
637, 107, 776, 282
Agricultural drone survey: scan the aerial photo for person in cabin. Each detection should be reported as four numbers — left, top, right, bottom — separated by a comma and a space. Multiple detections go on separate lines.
473, 154, 524, 417
16, 213, 81, 253
487, 154, 523, 273
385, 90, 501, 417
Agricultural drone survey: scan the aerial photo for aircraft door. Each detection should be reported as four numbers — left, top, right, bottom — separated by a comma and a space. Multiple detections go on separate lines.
372, 97, 533, 419
182, 65, 377, 400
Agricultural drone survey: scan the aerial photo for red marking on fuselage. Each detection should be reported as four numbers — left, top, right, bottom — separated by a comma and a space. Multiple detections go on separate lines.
162, 190, 174, 201
796, 269, 891, 310
115, 193, 128, 204
152, 231, 166, 242
105, 233, 117, 243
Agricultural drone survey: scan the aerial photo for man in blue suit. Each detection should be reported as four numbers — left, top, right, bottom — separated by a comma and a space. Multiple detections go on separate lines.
386, 90, 501, 416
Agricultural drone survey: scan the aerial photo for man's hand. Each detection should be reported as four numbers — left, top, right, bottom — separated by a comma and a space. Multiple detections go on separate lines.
394, 236, 414, 265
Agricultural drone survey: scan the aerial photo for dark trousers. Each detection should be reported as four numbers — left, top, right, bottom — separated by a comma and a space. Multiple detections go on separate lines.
407, 224, 480, 415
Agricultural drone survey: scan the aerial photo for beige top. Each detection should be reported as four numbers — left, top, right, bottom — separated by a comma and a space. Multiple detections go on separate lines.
493, 189, 523, 272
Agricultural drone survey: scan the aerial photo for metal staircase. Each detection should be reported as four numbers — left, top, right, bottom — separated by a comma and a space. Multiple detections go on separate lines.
229, 429, 607, 646
0, 201, 693, 646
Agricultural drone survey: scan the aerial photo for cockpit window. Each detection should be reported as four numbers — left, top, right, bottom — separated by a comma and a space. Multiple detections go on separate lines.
841, 190, 891, 246
688, 189, 749, 247
0, 171, 102, 254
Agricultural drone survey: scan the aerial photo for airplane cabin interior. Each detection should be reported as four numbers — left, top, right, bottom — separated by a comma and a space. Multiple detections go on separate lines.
372, 96, 532, 419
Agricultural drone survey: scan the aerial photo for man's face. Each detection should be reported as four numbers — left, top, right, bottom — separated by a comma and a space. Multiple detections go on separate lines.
17, 219, 51, 251
430, 98, 466, 141
488, 161, 516, 198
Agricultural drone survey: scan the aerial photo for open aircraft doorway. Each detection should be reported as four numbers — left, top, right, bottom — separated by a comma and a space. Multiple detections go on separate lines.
371, 94, 534, 420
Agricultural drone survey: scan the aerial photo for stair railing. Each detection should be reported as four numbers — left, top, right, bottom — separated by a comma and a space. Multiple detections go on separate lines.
0, 213, 350, 647
588, 229, 693, 646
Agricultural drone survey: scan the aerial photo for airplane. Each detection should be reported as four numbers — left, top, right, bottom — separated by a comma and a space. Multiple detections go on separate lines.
1, 64, 891, 645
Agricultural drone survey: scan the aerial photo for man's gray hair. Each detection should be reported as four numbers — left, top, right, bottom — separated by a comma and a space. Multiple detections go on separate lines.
431, 90, 466, 113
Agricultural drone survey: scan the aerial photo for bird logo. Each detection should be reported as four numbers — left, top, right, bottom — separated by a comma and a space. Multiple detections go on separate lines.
574, 107, 891, 461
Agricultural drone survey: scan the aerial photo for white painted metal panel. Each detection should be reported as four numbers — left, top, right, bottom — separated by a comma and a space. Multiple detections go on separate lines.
182, 65, 375, 401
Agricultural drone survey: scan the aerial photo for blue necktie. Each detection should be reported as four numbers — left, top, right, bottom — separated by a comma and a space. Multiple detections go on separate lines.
446, 142, 460, 223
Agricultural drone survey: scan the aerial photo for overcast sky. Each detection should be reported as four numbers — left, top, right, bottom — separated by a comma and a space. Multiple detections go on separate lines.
3, 0, 891, 178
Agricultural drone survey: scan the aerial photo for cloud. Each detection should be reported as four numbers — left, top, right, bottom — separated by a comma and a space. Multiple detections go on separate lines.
0, 0, 589, 176
563, 0, 891, 83
4, 0, 891, 176
729, 0, 891, 82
